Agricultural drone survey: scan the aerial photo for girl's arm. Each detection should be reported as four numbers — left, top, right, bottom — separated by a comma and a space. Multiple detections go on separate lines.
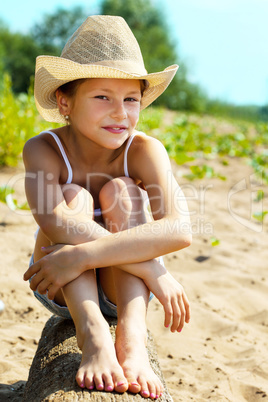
23, 135, 109, 245
23, 135, 191, 332
55, 135, 192, 267
24, 135, 191, 285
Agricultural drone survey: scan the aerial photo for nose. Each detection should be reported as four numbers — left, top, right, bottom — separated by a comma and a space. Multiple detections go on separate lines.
110, 100, 127, 121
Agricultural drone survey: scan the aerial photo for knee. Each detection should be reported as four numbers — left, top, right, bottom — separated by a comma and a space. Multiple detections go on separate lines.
61, 183, 94, 217
99, 177, 143, 219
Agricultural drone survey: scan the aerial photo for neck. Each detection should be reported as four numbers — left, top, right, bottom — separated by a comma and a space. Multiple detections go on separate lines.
66, 125, 124, 166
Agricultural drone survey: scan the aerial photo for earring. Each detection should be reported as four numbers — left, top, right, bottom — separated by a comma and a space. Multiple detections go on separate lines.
64, 115, 70, 124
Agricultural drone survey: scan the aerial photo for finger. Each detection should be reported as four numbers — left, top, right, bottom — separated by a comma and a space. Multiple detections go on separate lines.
37, 279, 51, 295
182, 291, 191, 323
163, 300, 173, 329
170, 298, 181, 333
41, 245, 57, 255
29, 271, 43, 291
47, 284, 59, 300
176, 297, 186, 333
23, 261, 41, 281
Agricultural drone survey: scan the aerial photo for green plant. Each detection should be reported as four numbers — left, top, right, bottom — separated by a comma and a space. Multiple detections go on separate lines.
252, 211, 268, 223
1, 71, 268, 192
155, 111, 268, 184
183, 165, 226, 181
254, 190, 264, 202
210, 236, 220, 247
137, 107, 164, 132
0, 74, 58, 167
0, 185, 29, 210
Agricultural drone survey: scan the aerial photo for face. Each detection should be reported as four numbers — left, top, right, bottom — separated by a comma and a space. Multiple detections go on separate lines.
62, 78, 142, 149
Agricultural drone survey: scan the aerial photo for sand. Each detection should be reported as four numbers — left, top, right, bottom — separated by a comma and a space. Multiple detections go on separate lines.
0, 155, 268, 402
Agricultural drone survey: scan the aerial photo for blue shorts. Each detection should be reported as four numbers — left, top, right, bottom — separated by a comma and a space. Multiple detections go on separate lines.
28, 254, 158, 320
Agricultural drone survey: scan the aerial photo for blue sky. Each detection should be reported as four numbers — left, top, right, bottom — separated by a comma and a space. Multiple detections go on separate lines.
1, 0, 267, 106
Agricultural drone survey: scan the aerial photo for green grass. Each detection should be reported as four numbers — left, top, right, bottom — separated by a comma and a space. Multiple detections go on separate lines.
0, 185, 29, 210
0, 74, 268, 188
1, 75, 267, 223
0, 74, 58, 167
141, 108, 268, 183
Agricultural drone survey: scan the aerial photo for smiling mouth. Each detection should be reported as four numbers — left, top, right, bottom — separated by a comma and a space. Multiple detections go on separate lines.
103, 126, 127, 133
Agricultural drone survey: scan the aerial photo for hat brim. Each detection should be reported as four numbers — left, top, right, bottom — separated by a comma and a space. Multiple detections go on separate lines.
34, 55, 178, 123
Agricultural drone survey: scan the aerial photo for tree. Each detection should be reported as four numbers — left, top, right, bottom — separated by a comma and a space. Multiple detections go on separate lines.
0, 7, 88, 93
0, 24, 42, 93
30, 6, 88, 54
101, 0, 177, 74
101, 0, 207, 111
259, 105, 268, 122
0, 2, 208, 110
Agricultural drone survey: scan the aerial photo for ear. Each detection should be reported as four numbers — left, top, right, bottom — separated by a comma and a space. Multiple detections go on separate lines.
56, 89, 71, 117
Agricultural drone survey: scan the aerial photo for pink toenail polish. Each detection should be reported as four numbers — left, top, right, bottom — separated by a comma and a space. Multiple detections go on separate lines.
98, 384, 104, 389
117, 381, 125, 386
142, 390, 149, 396
89, 385, 94, 390
131, 382, 139, 386
156, 395, 159, 399
150, 393, 156, 398
107, 385, 113, 391
80, 383, 84, 388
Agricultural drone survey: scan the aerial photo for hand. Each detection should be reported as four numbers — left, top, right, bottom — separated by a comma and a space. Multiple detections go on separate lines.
143, 263, 190, 333
23, 244, 83, 300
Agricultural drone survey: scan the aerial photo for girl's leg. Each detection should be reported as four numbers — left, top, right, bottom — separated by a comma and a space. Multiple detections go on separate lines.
99, 178, 164, 399
62, 270, 128, 393
33, 184, 128, 393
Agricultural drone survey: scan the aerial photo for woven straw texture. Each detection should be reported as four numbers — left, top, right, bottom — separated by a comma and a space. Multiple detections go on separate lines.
34, 15, 178, 123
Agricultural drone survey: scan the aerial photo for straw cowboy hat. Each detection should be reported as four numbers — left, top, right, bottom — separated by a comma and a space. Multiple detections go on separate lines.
34, 15, 178, 123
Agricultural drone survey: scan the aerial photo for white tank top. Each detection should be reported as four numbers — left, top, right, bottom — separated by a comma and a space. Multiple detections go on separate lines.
39, 130, 137, 216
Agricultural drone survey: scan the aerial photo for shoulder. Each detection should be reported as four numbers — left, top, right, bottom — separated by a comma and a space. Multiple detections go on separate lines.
23, 132, 50, 162
127, 131, 171, 180
23, 132, 47, 151
23, 131, 61, 172
130, 130, 170, 162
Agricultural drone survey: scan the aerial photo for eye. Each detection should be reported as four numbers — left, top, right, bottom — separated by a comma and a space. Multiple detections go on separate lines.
125, 97, 140, 102
95, 95, 108, 100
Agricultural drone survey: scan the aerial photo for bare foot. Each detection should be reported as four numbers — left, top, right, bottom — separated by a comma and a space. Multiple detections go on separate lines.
75, 320, 128, 393
115, 325, 164, 399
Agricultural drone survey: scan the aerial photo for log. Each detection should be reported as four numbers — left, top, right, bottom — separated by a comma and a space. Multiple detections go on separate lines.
23, 315, 173, 402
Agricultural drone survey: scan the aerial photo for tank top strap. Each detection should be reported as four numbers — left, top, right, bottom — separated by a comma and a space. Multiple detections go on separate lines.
124, 133, 136, 177
40, 130, 73, 184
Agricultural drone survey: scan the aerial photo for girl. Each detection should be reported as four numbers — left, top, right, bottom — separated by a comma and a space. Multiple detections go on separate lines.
23, 15, 192, 400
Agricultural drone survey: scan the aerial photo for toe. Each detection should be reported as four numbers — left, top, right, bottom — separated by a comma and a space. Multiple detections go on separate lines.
128, 381, 141, 394
113, 367, 128, 393
114, 379, 128, 393
84, 375, 94, 390
156, 377, 164, 398
141, 390, 150, 398
148, 383, 156, 400
122, 368, 141, 394
94, 374, 104, 391
139, 377, 150, 398
76, 370, 86, 388
103, 373, 114, 392
155, 382, 164, 399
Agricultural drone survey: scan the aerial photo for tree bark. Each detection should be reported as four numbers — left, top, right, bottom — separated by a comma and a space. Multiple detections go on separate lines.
23, 315, 173, 401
